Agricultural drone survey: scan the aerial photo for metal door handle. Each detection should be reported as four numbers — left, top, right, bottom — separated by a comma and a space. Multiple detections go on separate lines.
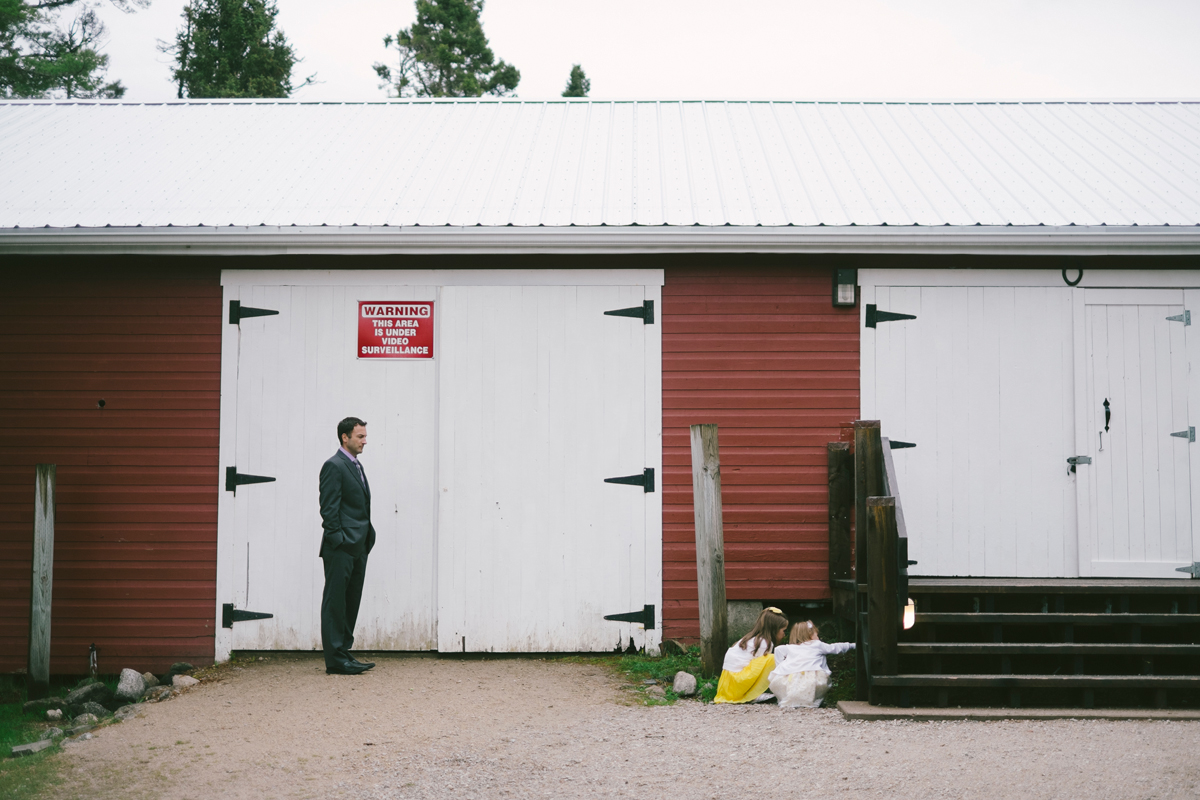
1103, 398, 1110, 432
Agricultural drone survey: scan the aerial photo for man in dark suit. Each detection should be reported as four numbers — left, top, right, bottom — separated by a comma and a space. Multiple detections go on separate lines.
318, 416, 377, 675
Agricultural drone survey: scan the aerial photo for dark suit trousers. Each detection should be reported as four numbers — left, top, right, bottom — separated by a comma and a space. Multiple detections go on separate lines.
321, 546, 368, 668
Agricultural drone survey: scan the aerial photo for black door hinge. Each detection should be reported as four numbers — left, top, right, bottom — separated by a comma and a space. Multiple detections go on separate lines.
604, 468, 655, 493
229, 300, 279, 325
222, 603, 274, 628
604, 604, 656, 629
1066, 455, 1092, 474
865, 304, 917, 328
225, 466, 276, 493
889, 440, 916, 449
604, 300, 654, 324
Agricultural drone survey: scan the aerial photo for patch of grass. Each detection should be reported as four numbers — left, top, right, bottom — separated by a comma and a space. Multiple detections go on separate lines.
0, 676, 64, 800
617, 646, 719, 704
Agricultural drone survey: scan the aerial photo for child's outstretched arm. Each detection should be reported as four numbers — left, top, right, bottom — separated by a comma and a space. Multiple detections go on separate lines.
817, 641, 855, 656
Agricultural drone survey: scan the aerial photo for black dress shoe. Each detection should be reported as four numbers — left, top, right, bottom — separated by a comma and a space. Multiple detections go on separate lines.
326, 661, 370, 675
349, 656, 375, 669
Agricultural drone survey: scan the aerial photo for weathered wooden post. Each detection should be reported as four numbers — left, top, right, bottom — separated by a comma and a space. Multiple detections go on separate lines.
690, 424, 727, 678
29, 464, 55, 698
852, 421, 883, 700
827, 442, 853, 620
867, 495, 899, 706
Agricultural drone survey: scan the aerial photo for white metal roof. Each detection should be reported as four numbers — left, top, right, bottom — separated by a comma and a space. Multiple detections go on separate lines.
1, 99, 1199, 253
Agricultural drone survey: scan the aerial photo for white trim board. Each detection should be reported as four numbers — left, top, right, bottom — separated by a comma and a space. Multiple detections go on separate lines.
221, 269, 664, 287
860, 269, 1200, 289
5, 225, 1200, 256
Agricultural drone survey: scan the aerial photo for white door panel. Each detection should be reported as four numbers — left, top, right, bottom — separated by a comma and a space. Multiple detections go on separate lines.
226, 283, 439, 651
868, 285, 1077, 577
436, 285, 650, 652
1078, 292, 1193, 577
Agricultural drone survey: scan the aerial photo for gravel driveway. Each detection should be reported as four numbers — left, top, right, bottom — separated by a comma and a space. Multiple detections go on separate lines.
56, 654, 1200, 800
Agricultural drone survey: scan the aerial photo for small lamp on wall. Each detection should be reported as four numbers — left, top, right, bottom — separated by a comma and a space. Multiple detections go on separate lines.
833, 267, 858, 307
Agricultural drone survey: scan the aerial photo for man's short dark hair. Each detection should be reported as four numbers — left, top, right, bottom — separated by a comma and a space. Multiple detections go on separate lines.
337, 417, 367, 444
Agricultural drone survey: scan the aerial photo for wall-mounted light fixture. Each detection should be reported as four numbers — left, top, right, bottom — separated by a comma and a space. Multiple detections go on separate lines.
833, 267, 857, 307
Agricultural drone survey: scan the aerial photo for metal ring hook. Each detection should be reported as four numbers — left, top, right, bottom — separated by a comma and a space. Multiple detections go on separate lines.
1062, 268, 1084, 286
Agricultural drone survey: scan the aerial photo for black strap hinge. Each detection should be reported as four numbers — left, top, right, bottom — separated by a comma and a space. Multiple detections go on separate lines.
222, 603, 274, 628
865, 304, 917, 328
225, 466, 276, 493
604, 604, 656, 629
229, 300, 279, 325
604, 468, 655, 493
889, 440, 916, 449
604, 300, 654, 324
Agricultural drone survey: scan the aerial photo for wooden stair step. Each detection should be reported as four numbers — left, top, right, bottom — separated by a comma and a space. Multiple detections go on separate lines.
899, 643, 1200, 655
874, 674, 1200, 688
915, 612, 1200, 626
909, 578, 1200, 595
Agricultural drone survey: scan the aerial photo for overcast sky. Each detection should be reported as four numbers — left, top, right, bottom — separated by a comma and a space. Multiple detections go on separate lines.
96, 0, 1200, 102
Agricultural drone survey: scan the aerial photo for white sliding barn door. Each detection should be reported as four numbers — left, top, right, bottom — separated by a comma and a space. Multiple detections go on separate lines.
1075, 289, 1196, 577
436, 285, 653, 653
864, 285, 1078, 577
219, 283, 439, 652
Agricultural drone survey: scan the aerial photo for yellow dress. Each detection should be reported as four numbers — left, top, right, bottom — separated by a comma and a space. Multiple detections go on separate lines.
713, 653, 776, 704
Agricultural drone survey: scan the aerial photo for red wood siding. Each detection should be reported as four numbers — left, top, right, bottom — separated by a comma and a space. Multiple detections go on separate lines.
661, 264, 860, 641
0, 264, 221, 675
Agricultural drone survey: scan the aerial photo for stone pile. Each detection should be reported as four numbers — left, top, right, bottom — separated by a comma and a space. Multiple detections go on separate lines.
11, 662, 201, 758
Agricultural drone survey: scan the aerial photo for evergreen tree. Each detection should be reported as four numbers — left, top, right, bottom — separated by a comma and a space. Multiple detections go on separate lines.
373, 0, 518, 98
164, 0, 313, 98
1, 0, 141, 99
561, 64, 588, 98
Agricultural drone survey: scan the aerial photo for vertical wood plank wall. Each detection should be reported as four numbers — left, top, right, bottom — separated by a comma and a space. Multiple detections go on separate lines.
0, 265, 221, 674
661, 264, 860, 641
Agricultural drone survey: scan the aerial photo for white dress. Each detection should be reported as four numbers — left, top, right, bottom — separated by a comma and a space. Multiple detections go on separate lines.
767, 640, 854, 708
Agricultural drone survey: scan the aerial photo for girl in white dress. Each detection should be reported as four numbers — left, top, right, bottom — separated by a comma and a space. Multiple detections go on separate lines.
768, 620, 855, 708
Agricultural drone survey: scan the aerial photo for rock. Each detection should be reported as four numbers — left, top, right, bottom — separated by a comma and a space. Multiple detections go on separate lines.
646, 685, 666, 698
673, 671, 698, 697
22, 697, 63, 716
64, 681, 109, 705
660, 639, 691, 656
11, 740, 53, 757
641, 679, 658, 685
72, 712, 99, 727
144, 685, 173, 703
100, 696, 127, 712
142, 672, 160, 688
79, 733, 93, 741
169, 662, 195, 676
113, 705, 141, 722
41, 727, 63, 741
172, 674, 199, 688
66, 724, 94, 736
46, 708, 62, 721
115, 668, 147, 701
80, 701, 109, 719
726, 601, 766, 647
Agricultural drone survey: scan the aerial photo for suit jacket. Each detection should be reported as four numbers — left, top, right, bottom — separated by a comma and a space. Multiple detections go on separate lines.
318, 450, 376, 558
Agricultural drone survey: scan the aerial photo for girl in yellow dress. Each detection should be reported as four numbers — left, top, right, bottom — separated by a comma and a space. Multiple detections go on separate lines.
713, 606, 789, 704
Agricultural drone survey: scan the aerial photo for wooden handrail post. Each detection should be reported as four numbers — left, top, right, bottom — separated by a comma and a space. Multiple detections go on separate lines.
852, 421, 882, 701
29, 464, 55, 699
827, 442, 853, 620
690, 424, 728, 678
867, 495, 899, 705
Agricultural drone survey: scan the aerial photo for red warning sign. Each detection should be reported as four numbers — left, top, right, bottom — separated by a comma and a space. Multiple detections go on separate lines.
357, 301, 434, 359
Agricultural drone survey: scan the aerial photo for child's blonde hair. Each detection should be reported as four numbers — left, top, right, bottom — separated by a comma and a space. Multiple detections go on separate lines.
789, 619, 819, 644
737, 607, 789, 653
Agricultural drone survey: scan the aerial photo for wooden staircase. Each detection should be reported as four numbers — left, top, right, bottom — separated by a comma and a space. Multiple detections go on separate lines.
880, 578, 1200, 708
828, 422, 1200, 710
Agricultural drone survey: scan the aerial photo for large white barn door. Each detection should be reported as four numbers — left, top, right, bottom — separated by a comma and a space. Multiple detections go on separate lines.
864, 285, 1078, 577
1075, 289, 1196, 578
436, 285, 652, 652
220, 283, 438, 652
